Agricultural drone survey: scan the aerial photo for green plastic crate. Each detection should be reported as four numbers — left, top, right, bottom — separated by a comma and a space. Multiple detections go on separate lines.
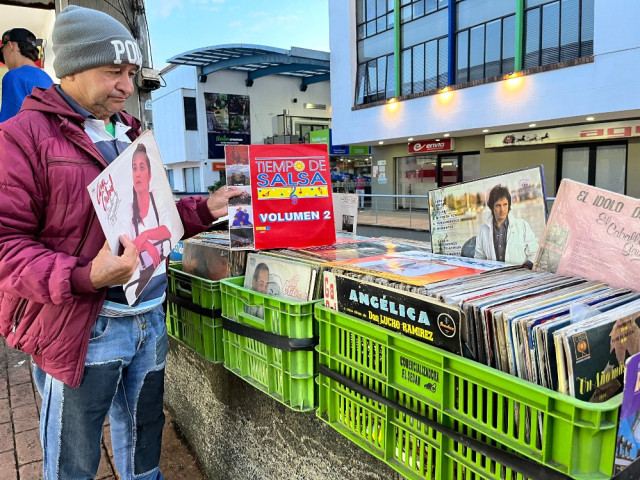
166, 264, 223, 363
220, 276, 318, 412
315, 305, 621, 480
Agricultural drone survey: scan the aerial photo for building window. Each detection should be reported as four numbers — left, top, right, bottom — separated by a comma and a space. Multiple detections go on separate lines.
400, 0, 448, 24
183, 97, 197, 131
166, 169, 174, 190
456, 14, 516, 83
401, 36, 448, 95
558, 142, 627, 194
524, 0, 594, 70
356, 0, 395, 40
356, 53, 395, 105
184, 166, 201, 193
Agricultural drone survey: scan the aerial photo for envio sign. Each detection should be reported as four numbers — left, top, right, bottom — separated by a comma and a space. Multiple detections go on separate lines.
408, 138, 454, 154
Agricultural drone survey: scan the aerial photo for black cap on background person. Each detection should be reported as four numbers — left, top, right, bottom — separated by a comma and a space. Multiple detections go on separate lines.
0, 28, 38, 64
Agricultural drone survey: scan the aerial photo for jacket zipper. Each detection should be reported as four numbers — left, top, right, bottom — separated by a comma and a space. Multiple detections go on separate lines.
12, 298, 28, 334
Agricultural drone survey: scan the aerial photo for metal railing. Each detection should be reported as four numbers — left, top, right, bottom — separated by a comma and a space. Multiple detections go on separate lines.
357, 194, 431, 230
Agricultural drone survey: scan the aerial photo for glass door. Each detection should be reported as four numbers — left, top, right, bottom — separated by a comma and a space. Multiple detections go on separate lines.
395, 155, 436, 209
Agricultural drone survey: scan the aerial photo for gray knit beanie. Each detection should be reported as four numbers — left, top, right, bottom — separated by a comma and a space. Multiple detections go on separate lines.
52, 5, 142, 78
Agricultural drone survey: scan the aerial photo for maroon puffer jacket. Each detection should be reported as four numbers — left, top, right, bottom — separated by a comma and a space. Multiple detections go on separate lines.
0, 85, 214, 387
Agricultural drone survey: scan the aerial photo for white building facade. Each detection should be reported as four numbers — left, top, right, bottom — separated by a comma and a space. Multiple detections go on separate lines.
151, 45, 332, 193
329, 0, 640, 202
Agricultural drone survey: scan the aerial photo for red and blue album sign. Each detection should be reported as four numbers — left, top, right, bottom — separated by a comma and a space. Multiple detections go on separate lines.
225, 144, 336, 250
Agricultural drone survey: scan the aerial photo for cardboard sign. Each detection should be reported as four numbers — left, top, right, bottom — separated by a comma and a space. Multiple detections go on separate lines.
225, 144, 336, 250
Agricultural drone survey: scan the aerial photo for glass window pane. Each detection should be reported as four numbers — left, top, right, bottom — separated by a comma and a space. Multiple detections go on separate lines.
560, 0, 579, 61
356, 0, 365, 24
377, 56, 386, 97
485, 20, 501, 77
386, 54, 395, 98
414, 0, 425, 18
425, 0, 437, 14
541, 2, 560, 65
401, 5, 412, 22
425, 40, 438, 90
439, 157, 459, 186
357, 24, 366, 40
387, 12, 395, 28
502, 15, 516, 73
367, 60, 377, 98
401, 49, 412, 95
524, 8, 541, 68
595, 145, 626, 194
367, 20, 377, 36
456, 30, 469, 83
377, 15, 387, 32
377, 0, 386, 15
469, 24, 485, 81
413, 43, 425, 92
355, 63, 366, 104
367, 0, 376, 20
388, 0, 395, 10
438, 37, 448, 87
561, 147, 589, 184
439, 0, 448, 8
183, 97, 197, 131
581, 0, 594, 56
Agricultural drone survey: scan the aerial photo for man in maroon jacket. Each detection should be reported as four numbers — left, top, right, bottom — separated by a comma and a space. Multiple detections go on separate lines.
0, 6, 240, 480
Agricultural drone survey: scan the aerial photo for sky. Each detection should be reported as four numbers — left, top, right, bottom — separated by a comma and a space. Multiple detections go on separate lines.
146, 0, 330, 71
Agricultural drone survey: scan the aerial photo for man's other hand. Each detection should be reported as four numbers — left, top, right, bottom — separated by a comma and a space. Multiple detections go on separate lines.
89, 235, 140, 289
207, 186, 243, 219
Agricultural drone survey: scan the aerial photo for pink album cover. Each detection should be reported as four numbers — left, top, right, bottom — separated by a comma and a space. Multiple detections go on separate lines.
534, 179, 640, 292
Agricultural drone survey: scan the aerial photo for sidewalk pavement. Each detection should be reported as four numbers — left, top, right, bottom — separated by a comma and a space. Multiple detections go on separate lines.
0, 337, 205, 480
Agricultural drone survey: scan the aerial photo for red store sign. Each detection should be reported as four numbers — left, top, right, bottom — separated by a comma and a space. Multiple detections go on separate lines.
408, 138, 454, 154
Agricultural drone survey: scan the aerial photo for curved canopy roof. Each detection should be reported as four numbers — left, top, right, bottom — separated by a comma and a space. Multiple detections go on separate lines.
168, 44, 330, 90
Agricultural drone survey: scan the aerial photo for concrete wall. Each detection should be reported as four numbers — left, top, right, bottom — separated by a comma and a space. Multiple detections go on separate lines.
164, 338, 401, 480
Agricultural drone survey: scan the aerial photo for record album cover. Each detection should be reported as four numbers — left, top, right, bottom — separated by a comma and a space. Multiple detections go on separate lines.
87, 131, 184, 306
429, 166, 547, 265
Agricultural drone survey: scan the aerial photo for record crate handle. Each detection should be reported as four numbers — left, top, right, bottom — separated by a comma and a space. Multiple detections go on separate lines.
236, 306, 267, 330
319, 364, 576, 480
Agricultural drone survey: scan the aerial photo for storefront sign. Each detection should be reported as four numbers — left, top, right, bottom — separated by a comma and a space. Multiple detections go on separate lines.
211, 162, 226, 171
485, 120, 640, 148
310, 129, 371, 156
408, 139, 454, 154
349, 145, 371, 155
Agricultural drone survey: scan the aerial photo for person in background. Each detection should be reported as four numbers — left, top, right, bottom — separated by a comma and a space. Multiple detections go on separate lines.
474, 184, 539, 267
0, 28, 52, 122
355, 173, 366, 209
0, 6, 240, 480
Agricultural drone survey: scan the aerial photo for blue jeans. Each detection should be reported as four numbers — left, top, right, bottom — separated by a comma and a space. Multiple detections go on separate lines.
35, 305, 167, 480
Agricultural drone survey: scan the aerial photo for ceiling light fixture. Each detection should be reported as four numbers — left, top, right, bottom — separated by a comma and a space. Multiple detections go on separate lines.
408, 137, 414, 141
378, 141, 384, 145
482, 129, 490, 133
529, 123, 537, 128
443, 133, 450, 137
586, 116, 595, 121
